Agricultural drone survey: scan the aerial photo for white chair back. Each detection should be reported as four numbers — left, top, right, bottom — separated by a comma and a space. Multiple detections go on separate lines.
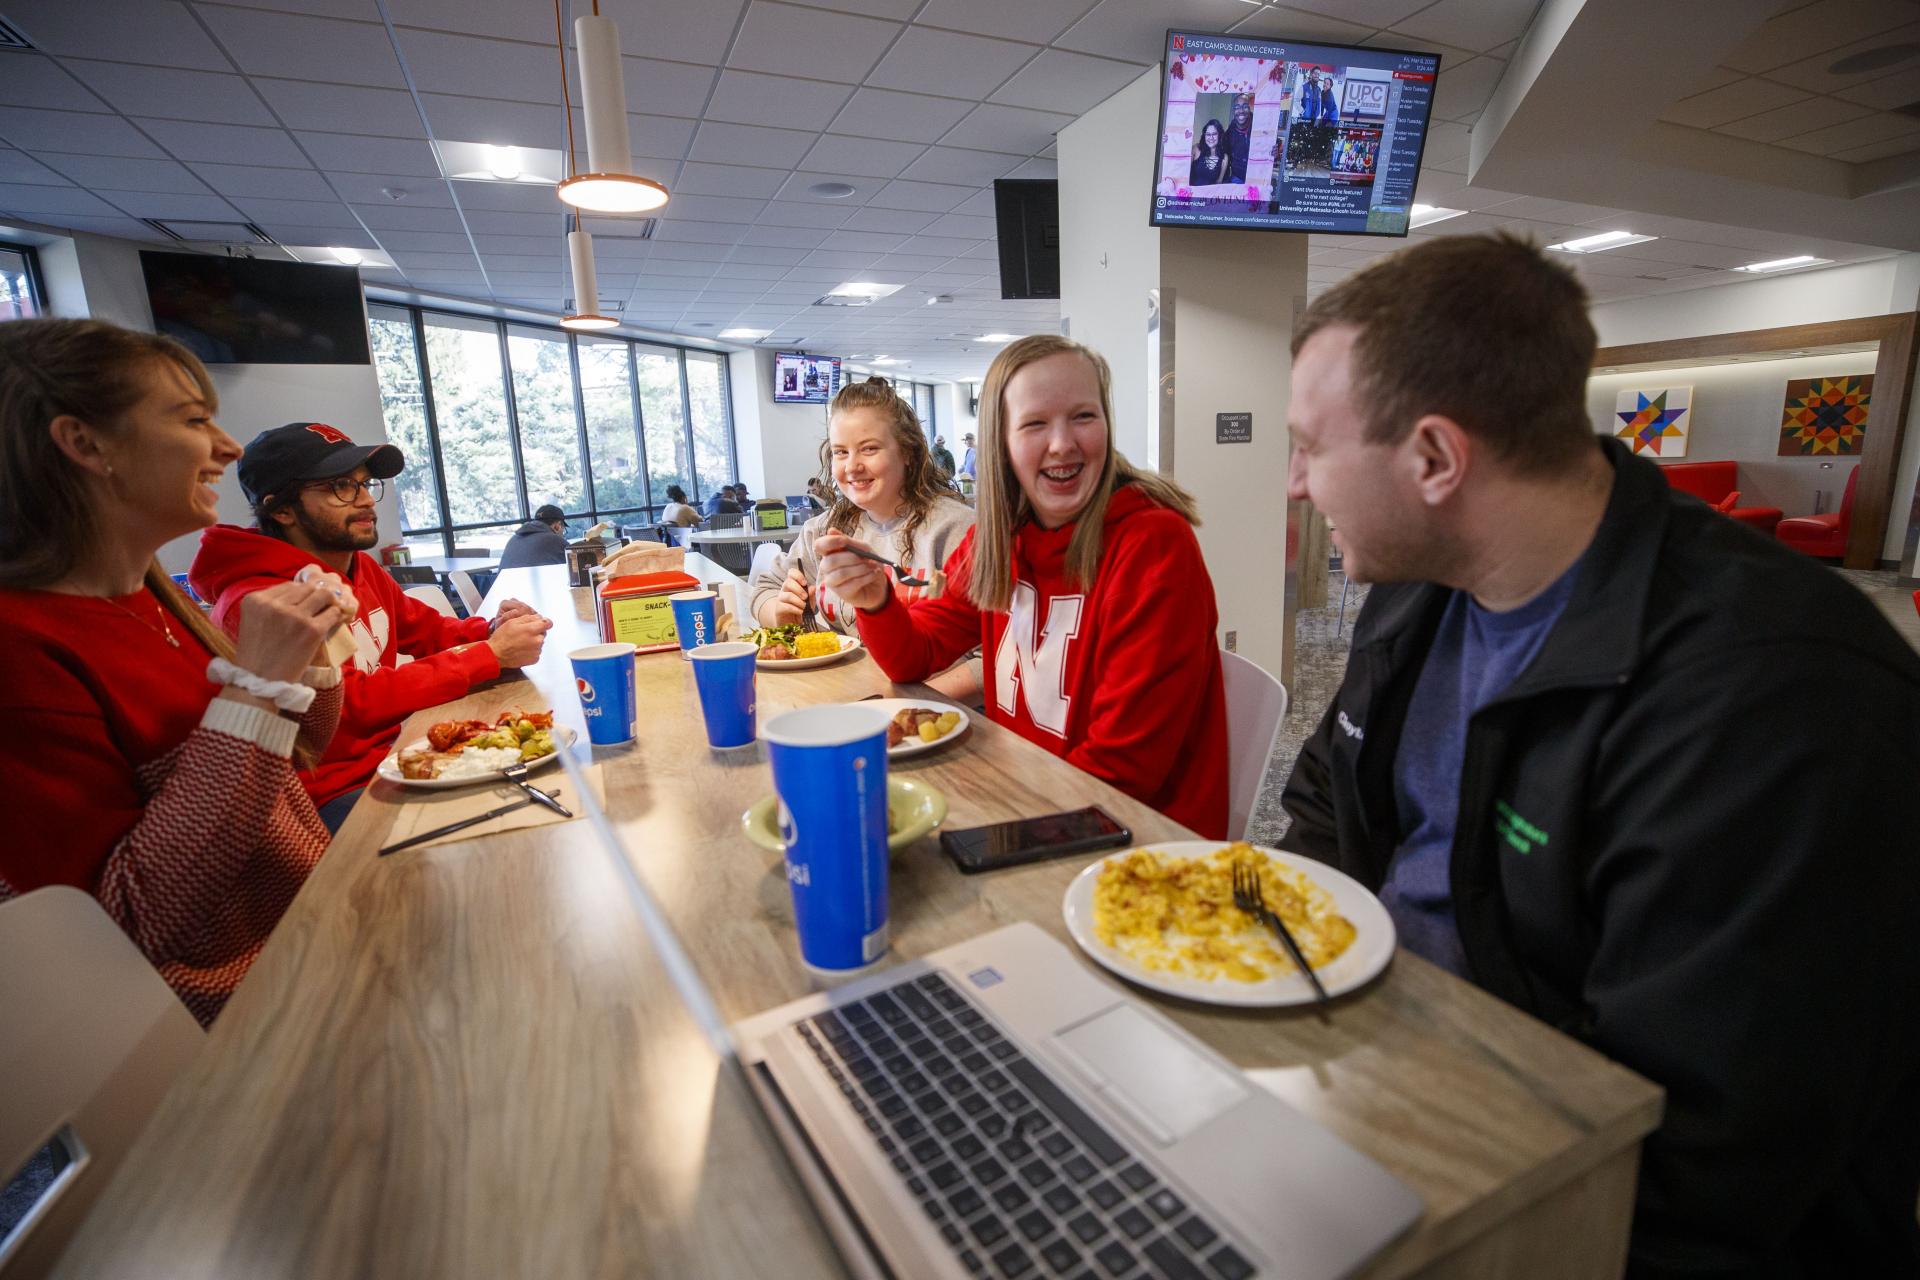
403, 584, 457, 618
749, 541, 784, 588
0, 888, 203, 1276
1219, 649, 1289, 843
447, 570, 483, 617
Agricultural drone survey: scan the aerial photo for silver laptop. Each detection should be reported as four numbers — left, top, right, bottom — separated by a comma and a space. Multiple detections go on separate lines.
735, 922, 1422, 1280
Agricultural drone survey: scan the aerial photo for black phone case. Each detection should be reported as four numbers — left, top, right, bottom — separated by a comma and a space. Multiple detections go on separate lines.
940, 811, 1133, 875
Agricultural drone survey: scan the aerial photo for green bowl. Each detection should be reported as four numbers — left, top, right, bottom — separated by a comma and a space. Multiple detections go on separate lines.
741, 776, 947, 859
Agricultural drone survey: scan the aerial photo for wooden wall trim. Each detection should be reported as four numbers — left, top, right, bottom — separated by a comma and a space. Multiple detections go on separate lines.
1594, 312, 1920, 571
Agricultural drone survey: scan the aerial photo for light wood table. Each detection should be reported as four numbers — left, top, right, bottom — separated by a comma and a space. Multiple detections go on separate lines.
686, 527, 801, 547
59, 566, 1661, 1280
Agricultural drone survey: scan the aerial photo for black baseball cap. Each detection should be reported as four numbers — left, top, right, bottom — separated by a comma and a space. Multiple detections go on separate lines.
239, 422, 404, 505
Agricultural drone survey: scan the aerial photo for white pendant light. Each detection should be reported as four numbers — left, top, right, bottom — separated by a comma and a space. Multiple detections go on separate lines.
561, 228, 618, 331
557, 11, 668, 215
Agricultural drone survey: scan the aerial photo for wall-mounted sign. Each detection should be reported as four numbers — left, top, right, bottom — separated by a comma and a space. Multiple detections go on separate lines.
1216, 411, 1252, 443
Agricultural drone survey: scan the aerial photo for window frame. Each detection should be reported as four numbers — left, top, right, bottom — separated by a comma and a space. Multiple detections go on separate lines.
0, 243, 46, 321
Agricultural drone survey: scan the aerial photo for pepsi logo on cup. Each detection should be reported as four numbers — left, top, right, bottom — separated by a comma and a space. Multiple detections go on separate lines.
577, 676, 596, 706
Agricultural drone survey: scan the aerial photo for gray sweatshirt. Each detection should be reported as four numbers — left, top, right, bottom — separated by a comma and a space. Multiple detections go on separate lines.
748, 496, 975, 636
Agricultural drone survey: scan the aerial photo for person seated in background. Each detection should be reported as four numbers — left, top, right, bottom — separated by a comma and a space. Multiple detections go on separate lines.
660, 483, 701, 526
1278, 233, 1920, 1277
750, 377, 973, 638
702, 484, 743, 518
818, 339, 1228, 838
191, 424, 551, 832
0, 319, 352, 1025
497, 503, 568, 570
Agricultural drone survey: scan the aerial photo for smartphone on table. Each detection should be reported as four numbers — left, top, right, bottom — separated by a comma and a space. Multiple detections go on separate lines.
940, 806, 1133, 875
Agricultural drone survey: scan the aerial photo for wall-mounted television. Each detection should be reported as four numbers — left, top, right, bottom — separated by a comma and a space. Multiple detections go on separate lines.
774, 351, 841, 404
140, 251, 372, 365
1149, 29, 1440, 236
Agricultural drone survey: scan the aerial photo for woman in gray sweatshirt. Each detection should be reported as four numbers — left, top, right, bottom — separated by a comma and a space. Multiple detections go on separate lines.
749, 377, 973, 636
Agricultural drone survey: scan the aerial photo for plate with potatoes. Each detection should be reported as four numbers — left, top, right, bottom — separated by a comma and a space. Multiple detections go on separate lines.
863, 698, 971, 759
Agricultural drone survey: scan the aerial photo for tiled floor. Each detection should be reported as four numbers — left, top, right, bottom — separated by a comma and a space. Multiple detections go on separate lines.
1249, 565, 1919, 848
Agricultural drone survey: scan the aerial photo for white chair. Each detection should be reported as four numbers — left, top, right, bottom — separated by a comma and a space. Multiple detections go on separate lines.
0, 888, 204, 1276
1220, 649, 1289, 843
403, 584, 457, 618
446, 570, 483, 617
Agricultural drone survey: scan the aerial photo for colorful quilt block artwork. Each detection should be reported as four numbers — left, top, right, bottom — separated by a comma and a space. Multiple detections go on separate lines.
1779, 375, 1871, 456
1614, 386, 1692, 456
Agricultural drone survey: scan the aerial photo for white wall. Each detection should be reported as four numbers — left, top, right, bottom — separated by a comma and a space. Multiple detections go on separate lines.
936, 381, 978, 461
742, 348, 832, 500
1589, 255, 1920, 563
1588, 354, 1877, 519
1058, 68, 1162, 462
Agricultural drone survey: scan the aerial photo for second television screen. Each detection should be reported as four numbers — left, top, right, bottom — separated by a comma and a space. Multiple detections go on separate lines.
774, 351, 840, 403
1150, 30, 1440, 236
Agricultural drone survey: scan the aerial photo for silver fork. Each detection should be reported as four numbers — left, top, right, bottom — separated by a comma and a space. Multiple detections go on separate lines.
500, 760, 572, 818
1232, 860, 1333, 1016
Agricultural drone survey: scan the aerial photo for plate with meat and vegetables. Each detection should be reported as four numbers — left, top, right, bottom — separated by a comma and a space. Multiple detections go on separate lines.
377, 709, 574, 790
860, 698, 970, 759
748, 624, 861, 669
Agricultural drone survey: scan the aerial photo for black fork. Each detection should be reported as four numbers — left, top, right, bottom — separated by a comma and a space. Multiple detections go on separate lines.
1232, 860, 1333, 1014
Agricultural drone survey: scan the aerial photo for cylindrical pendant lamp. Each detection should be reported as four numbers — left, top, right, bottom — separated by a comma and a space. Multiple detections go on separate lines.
561, 229, 618, 330
557, 14, 669, 214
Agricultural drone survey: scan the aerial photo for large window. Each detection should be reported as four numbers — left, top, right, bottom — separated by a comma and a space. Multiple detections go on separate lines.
0, 246, 41, 321
365, 305, 736, 552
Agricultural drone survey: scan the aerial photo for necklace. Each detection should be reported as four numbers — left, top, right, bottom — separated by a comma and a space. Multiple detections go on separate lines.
106, 592, 181, 648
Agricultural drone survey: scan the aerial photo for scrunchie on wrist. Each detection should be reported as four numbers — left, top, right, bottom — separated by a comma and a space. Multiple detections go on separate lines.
207, 657, 318, 713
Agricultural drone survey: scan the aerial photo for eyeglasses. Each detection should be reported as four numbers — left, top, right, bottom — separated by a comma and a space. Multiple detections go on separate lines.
304, 476, 385, 505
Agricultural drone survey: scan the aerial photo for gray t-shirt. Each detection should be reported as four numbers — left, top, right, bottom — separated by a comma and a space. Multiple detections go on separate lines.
748, 495, 975, 635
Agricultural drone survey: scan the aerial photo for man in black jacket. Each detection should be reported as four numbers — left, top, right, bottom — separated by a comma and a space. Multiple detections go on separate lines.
1280, 233, 1920, 1278
496, 503, 568, 569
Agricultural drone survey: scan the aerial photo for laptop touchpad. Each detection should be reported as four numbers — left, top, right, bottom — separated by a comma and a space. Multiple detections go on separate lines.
1054, 1004, 1248, 1146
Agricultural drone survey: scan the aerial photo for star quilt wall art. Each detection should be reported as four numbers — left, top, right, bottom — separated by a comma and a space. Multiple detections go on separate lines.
1779, 375, 1871, 455
1614, 386, 1692, 457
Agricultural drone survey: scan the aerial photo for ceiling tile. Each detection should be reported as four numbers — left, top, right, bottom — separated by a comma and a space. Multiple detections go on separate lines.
1777, 110, 1920, 154
3, 213, 164, 239
953, 189, 997, 215
1227, 6, 1375, 44
1832, 65, 1920, 112
693, 121, 821, 169
135, 119, 309, 167
230, 196, 363, 227
197, 8, 406, 88
605, 0, 749, 66
0, 185, 124, 217
939, 102, 1073, 154
1762, 22, 1920, 95
32, 153, 212, 194
1661, 77, 1811, 129
417, 94, 567, 150
57, 62, 268, 129
1003, 156, 1057, 179
900, 234, 982, 257
450, 181, 565, 213
611, 57, 721, 117
990, 49, 1145, 115
743, 223, 833, 247
755, 199, 859, 227
1716, 95, 1873, 143
654, 193, 766, 224
295, 132, 442, 176
640, 259, 719, 277
705, 69, 852, 129
897, 145, 1022, 185
867, 179, 975, 212
0, 107, 165, 158
461, 208, 563, 235
191, 161, 333, 199
799, 134, 926, 178
1389, 0, 1540, 54
2, 0, 229, 69
0, 149, 72, 186
650, 240, 734, 261
268, 225, 378, 249
725, 244, 812, 265
0, 54, 104, 113
819, 229, 910, 253
828, 88, 975, 144
916, 0, 1094, 44
1431, 56, 1508, 121
655, 220, 748, 245
1834, 134, 1920, 162
677, 161, 789, 197
327, 171, 452, 205
839, 205, 940, 233
728, 2, 900, 81
350, 201, 468, 230
1055, 0, 1260, 63
867, 28, 1036, 100
394, 30, 556, 103
1721, 0, 1920, 74
921, 213, 997, 238
255, 79, 424, 137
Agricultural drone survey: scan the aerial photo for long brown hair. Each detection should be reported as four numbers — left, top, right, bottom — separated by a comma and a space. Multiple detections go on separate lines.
817, 375, 951, 567
0, 318, 237, 661
969, 335, 1197, 612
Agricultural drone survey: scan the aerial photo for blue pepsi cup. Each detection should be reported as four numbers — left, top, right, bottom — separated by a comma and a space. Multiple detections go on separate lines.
669, 589, 718, 660
688, 640, 757, 748
569, 642, 638, 746
762, 705, 892, 975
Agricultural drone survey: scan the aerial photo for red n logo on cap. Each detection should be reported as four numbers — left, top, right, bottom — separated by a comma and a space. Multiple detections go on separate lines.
304, 423, 351, 444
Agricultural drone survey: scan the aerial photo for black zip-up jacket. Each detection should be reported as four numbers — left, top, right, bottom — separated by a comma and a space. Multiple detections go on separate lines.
1281, 438, 1920, 1278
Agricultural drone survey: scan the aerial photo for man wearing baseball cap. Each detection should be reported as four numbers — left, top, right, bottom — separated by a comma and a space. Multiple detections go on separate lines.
190, 422, 551, 831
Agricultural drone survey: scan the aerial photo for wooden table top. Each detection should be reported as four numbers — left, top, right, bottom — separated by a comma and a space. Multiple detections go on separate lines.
60, 565, 1661, 1280
686, 526, 800, 544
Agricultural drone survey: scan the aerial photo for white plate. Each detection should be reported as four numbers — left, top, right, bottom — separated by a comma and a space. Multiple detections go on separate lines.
859, 697, 971, 759
1061, 841, 1395, 1008
755, 633, 861, 670
376, 726, 576, 791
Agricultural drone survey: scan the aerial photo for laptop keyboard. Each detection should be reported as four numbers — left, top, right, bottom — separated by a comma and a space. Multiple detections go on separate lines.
795, 971, 1257, 1280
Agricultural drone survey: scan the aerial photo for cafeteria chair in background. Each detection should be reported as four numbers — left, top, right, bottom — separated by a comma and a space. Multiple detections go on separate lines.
1775, 463, 1858, 559
0, 888, 204, 1278
403, 584, 458, 618
749, 542, 784, 596
1220, 649, 1289, 843
446, 570, 484, 618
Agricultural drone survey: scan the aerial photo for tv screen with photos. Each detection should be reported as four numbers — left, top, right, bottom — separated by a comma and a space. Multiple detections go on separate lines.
774, 351, 840, 404
140, 250, 371, 364
1150, 29, 1440, 236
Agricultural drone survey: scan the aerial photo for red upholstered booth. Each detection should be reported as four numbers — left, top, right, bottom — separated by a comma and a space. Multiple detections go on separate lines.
1775, 464, 1858, 560
1657, 461, 1784, 535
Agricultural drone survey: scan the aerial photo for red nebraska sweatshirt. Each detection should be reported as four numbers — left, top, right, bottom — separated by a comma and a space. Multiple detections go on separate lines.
191, 526, 498, 804
857, 484, 1229, 839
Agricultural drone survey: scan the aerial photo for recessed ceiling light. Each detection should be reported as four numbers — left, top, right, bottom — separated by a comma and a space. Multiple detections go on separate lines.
1733, 255, 1832, 274
720, 327, 771, 340
433, 139, 563, 185
1547, 231, 1658, 254
830, 281, 903, 300
331, 247, 362, 265
485, 144, 521, 181
809, 181, 857, 199
978, 332, 1017, 342
1409, 204, 1466, 228
284, 244, 395, 271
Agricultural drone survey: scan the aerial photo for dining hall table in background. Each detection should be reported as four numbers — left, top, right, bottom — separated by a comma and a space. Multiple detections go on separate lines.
54, 563, 1662, 1280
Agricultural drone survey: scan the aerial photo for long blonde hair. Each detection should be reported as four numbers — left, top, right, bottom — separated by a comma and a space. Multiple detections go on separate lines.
968, 335, 1197, 612
818, 375, 950, 567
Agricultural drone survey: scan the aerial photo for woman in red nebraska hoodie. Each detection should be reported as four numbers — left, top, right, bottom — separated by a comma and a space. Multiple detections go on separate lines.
819, 336, 1229, 838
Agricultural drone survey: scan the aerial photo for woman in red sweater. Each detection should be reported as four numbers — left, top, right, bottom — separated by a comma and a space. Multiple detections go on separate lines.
0, 319, 353, 1025
819, 336, 1229, 838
